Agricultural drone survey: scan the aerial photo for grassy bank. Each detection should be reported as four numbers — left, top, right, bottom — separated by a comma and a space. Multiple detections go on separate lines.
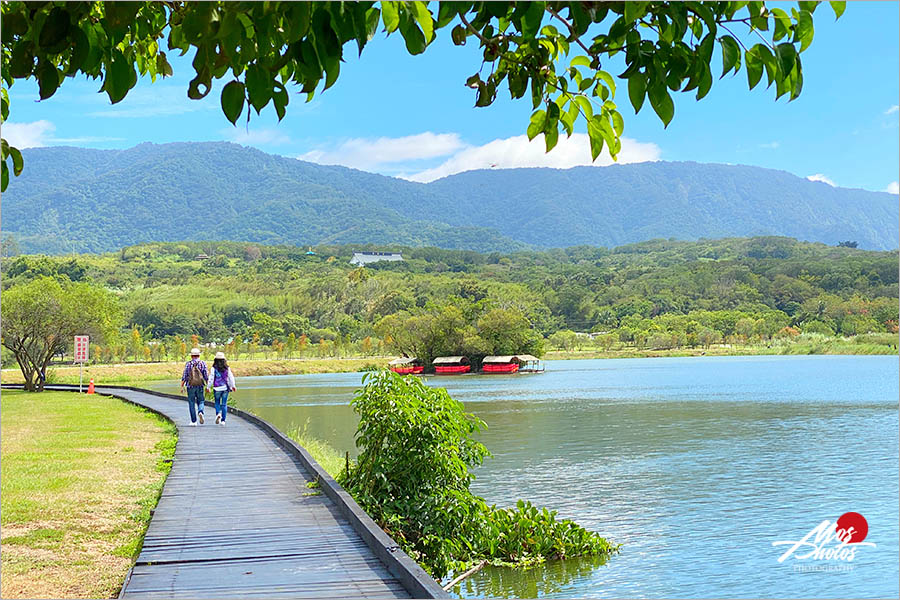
0, 356, 385, 386
0, 390, 176, 599
545, 339, 897, 360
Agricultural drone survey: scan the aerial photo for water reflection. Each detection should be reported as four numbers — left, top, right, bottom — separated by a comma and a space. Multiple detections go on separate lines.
456, 555, 610, 598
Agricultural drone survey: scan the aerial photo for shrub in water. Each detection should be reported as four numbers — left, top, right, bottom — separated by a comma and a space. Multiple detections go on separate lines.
339, 370, 618, 578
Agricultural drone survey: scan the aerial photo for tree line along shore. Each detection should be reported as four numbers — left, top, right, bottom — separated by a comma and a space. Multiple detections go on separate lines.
2, 237, 897, 388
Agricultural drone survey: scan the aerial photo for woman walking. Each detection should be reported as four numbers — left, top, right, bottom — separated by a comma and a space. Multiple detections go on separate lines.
207, 352, 236, 425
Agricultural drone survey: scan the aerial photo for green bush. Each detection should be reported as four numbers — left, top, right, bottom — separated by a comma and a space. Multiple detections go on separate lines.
340, 370, 618, 578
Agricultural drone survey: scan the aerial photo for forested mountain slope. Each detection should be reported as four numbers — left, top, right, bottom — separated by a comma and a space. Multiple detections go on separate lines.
4, 142, 896, 254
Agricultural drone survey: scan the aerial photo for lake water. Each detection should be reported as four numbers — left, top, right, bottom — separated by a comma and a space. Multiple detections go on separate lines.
147, 356, 899, 598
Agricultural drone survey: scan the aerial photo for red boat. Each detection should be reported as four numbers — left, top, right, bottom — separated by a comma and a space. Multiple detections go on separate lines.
390, 365, 424, 375
481, 355, 544, 374
388, 357, 424, 375
431, 356, 471, 374
482, 363, 519, 373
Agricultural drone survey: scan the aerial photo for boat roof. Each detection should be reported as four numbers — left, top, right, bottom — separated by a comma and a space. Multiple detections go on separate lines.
482, 354, 541, 363
432, 356, 469, 364
388, 357, 418, 365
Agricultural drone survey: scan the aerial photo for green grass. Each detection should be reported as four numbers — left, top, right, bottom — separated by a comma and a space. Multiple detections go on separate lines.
0, 390, 176, 599
285, 421, 346, 479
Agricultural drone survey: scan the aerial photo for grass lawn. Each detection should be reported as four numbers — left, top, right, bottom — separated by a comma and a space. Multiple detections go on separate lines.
1, 390, 176, 599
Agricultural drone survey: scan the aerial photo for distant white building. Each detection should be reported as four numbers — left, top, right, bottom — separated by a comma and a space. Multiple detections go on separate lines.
350, 251, 403, 266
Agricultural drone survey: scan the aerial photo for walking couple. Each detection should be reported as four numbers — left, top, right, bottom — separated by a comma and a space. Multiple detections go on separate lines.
181, 348, 236, 426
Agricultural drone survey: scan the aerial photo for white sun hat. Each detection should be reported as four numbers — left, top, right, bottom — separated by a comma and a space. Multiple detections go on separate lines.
190, 348, 201, 355
214, 352, 226, 359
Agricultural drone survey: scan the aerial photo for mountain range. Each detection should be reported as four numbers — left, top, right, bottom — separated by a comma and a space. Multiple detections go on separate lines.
2, 141, 897, 254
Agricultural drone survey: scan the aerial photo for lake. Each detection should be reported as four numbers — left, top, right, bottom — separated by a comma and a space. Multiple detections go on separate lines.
146, 355, 899, 598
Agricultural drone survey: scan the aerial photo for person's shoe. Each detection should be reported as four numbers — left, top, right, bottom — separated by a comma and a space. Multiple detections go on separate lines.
190, 421, 197, 427
198, 412, 204, 424
215, 414, 221, 424
220, 420, 226, 426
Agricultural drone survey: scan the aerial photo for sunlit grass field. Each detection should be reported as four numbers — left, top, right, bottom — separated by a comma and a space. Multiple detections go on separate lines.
0, 390, 176, 598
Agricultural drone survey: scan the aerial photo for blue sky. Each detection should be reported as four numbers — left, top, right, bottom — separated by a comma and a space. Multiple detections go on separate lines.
4, 1, 898, 192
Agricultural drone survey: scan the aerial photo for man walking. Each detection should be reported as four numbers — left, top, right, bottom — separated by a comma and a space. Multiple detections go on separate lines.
181, 348, 208, 426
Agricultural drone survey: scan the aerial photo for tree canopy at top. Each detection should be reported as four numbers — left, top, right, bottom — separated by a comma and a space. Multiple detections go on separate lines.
0, 0, 845, 190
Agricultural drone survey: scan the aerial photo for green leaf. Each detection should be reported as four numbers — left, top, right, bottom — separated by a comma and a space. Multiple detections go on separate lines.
771, 8, 790, 41
745, 46, 763, 89
624, 1, 648, 24
527, 109, 547, 141
9, 146, 23, 176
748, 1, 768, 30
595, 70, 617, 97
587, 117, 605, 160
399, 15, 427, 55
696, 65, 713, 99
156, 53, 174, 77
648, 84, 674, 127
544, 125, 559, 152
272, 81, 288, 121
245, 64, 271, 113
795, 10, 814, 52
323, 54, 340, 90
775, 43, 796, 77
627, 72, 647, 114
451, 24, 467, 46
37, 61, 62, 101
37, 7, 71, 54
221, 80, 245, 125
829, 1, 846, 19
570, 55, 591, 69
720, 36, 741, 78
410, 2, 434, 43
574, 95, 594, 119
520, 1, 544, 39
382, 2, 400, 32
611, 110, 624, 137
1, 162, 8, 192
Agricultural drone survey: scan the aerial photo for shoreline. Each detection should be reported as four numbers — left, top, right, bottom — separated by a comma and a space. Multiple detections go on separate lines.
2, 342, 895, 386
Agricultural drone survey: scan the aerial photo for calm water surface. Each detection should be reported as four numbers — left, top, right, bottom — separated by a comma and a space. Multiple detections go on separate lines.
147, 356, 899, 598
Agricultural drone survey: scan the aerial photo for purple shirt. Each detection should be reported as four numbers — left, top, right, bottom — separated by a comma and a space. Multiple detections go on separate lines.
182, 358, 208, 386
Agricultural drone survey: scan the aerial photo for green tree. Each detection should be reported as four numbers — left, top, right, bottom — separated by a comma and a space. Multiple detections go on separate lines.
476, 307, 542, 356
1, 1, 842, 190
1, 277, 122, 391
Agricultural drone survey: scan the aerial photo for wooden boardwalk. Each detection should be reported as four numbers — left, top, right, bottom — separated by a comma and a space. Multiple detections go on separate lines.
31, 385, 446, 599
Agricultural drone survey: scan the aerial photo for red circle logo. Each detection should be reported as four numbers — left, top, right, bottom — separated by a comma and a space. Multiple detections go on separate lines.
836, 512, 868, 543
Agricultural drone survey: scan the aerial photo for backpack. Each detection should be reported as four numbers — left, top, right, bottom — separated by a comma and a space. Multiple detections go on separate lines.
217, 367, 233, 388
188, 361, 205, 387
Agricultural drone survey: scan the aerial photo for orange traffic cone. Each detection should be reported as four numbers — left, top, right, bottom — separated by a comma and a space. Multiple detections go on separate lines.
87, 379, 95, 394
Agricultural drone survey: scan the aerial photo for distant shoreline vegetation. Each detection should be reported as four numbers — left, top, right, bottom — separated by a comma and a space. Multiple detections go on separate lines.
1, 237, 897, 379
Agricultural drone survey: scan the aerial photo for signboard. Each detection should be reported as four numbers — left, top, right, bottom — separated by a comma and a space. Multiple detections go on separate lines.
74, 335, 89, 363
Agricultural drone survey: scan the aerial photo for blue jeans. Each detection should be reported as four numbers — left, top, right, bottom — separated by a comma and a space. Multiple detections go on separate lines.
214, 390, 229, 421
187, 386, 204, 423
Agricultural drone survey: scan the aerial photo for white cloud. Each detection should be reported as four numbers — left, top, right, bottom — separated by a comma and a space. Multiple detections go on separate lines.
759, 141, 780, 149
298, 132, 466, 171
404, 133, 662, 183
2, 120, 56, 148
886, 105, 899, 115
807, 173, 836, 187
886, 181, 899, 194
222, 127, 290, 146
1, 120, 123, 148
